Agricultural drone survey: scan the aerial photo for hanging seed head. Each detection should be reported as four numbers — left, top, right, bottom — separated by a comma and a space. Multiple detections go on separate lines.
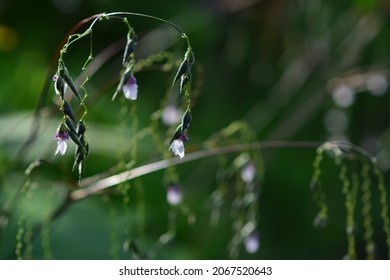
173, 60, 189, 86
181, 110, 192, 131
122, 32, 137, 66
54, 74, 67, 99
179, 74, 191, 96
59, 61, 82, 101
64, 117, 77, 135
76, 120, 87, 136
62, 101, 76, 123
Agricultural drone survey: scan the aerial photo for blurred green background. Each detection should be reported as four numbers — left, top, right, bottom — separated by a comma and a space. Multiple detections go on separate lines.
0, 0, 390, 259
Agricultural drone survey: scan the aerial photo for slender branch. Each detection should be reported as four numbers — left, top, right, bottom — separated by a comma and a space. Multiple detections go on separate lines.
71, 141, 321, 201
104, 12, 190, 46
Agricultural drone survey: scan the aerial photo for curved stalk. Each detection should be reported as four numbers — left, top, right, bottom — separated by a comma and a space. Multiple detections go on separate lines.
71, 141, 321, 201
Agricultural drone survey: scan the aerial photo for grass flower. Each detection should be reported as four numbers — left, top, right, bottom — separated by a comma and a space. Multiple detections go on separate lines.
123, 74, 138, 100
170, 139, 185, 159
54, 127, 70, 156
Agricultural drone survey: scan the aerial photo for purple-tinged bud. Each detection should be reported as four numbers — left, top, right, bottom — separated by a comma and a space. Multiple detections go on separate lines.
167, 185, 182, 206
54, 127, 70, 156
123, 74, 138, 100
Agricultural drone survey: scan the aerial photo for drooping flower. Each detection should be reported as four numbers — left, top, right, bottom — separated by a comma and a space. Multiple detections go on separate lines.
167, 185, 182, 206
54, 127, 70, 156
169, 110, 191, 159
123, 74, 138, 100
170, 139, 185, 159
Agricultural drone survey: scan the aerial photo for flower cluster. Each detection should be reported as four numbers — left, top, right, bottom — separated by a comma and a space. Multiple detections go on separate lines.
168, 47, 195, 159
52, 13, 195, 178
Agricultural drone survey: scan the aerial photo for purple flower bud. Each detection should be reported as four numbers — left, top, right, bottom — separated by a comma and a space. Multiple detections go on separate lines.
244, 231, 260, 254
54, 128, 70, 156
123, 74, 138, 100
167, 185, 182, 206
170, 139, 185, 159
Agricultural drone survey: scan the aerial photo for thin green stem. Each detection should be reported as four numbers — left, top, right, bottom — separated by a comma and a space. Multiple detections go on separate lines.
361, 163, 374, 259
104, 12, 190, 46
375, 167, 390, 259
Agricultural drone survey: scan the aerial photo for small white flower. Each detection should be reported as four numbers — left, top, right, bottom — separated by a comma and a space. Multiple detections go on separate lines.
170, 139, 185, 159
241, 163, 256, 183
123, 75, 138, 100
244, 231, 260, 254
54, 129, 69, 156
167, 185, 182, 206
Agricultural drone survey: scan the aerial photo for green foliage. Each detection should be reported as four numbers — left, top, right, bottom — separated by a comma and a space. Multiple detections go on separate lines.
310, 142, 390, 259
